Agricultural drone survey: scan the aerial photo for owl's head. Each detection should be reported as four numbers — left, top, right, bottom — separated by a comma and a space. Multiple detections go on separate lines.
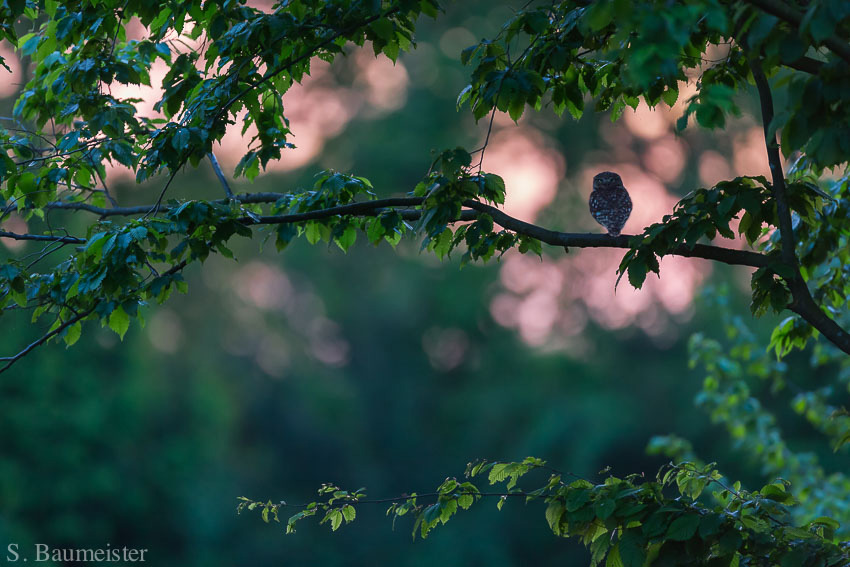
593, 171, 622, 191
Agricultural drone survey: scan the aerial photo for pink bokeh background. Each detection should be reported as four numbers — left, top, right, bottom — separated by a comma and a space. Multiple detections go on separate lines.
0, 13, 775, 371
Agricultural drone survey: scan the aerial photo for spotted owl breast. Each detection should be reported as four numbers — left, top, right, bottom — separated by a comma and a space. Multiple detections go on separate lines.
589, 187, 632, 237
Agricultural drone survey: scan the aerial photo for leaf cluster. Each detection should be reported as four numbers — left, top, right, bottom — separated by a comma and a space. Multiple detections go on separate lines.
244, 458, 850, 567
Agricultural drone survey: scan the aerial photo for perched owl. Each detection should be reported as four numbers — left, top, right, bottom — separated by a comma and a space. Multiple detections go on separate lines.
589, 171, 632, 236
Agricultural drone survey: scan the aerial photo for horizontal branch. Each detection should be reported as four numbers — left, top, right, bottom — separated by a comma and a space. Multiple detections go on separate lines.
45, 191, 289, 217
462, 200, 770, 269
0, 230, 85, 244
1, 195, 781, 374
785, 56, 825, 74
267, 489, 530, 510
241, 196, 768, 268
33, 193, 777, 271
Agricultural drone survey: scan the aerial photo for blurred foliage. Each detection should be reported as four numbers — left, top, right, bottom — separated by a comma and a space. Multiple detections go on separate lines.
0, 0, 847, 566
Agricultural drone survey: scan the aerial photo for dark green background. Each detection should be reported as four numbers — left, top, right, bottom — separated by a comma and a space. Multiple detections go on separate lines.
0, 2, 810, 565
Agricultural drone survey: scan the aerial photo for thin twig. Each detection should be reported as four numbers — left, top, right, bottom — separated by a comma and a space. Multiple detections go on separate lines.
145, 165, 181, 218
0, 306, 96, 372
207, 152, 234, 198
0, 230, 85, 244
212, 8, 398, 126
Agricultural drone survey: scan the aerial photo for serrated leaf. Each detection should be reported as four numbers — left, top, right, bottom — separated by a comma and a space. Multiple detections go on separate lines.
545, 500, 565, 535
627, 259, 648, 289
488, 463, 509, 484
108, 307, 131, 340
661, 87, 678, 107
594, 497, 616, 520
605, 542, 623, 567
330, 510, 343, 531
666, 513, 700, 541
458, 493, 474, 510
305, 222, 322, 244
335, 225, 357, 252
618, 530, 645, 567
64, 321, 82, 346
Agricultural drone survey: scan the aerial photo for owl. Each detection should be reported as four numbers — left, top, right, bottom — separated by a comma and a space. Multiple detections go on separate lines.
589, 171, 632, 236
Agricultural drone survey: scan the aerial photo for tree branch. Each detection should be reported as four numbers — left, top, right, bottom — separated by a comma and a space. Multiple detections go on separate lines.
44, 191, 291, 217
748, 60, 797, 270
749, 57, 850, 355
784, 56, 824, 74
245, 197, 770, 269
0, 306, 96, 373
38, 194, 772, 268
462, 200, 769, 268
0, 258, 189, 375
213, 8, 399, 126
11, 188, 814, 373
746, 0, 850, 65
0, 230, 85, 244
207, 152, 234, 198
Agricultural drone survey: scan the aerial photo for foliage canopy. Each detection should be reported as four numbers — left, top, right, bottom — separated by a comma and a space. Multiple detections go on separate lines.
1, 0, 850, 565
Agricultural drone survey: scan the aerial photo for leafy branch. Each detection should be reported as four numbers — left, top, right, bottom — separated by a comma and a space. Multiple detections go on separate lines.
745, 0, 850, 64
4, 145, 849, 370
240, 457, 850, 566
747, 54, 850, 355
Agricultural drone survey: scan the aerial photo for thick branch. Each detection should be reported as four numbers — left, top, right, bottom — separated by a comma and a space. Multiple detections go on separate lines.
245, 197, 770, 269
462, 200, 769, 268
749, 57, 850, 355
36, 195, 771, 268
746, 0, 850, 64
784, 56, 824, 74
748, 60, 797, 269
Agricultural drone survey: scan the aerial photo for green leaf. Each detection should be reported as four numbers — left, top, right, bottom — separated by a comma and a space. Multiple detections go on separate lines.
335, 225, 357, 252
457, 493, 474, 510
172, 127, 190, 150
585, 2, 613, 31
716, 528, 742, 554
617, 530, 645, 567
666, 513, 700, 541
108, 306, 131, 340
594, 497, 616, 520
367, 218, 386, 244
661, 87, 678, 107
370, 19, 394, 41
330, 510, 343, 531
305, 222, 322, 244
833, 431, 850, 452
63, 321, 82, 346
627, 258, 648, 289
605, 542, 623, 567
545, 500, 564, 535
